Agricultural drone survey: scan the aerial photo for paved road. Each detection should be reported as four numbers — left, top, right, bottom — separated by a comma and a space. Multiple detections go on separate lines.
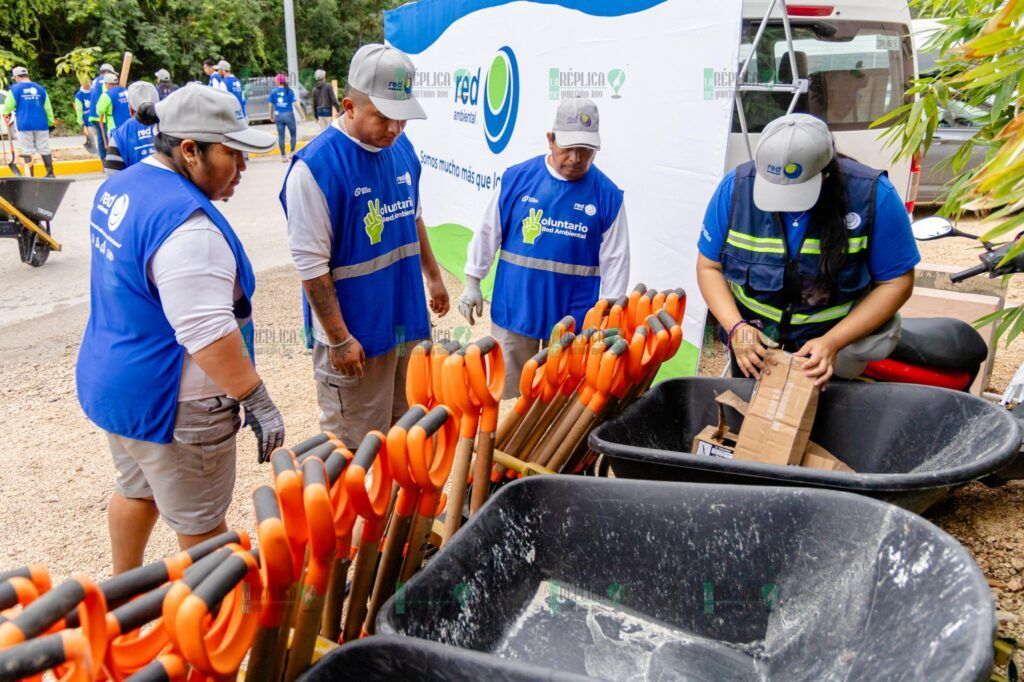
49, 120, 321, 150
0, 157, 297, 328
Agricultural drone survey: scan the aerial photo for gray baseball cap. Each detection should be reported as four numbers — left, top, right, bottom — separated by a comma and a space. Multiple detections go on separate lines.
155, 84, 275, 153
155, 69, 171, 82
11, 67, 28, 78
99, 63, 116, 74
102, 72, 118, 85
347, 43, 425, 121
127, 81, 160, 110
552, 98, 601, 150
753, 114, 834, 212
314, 69, 326, 81
217, 60, 230, 72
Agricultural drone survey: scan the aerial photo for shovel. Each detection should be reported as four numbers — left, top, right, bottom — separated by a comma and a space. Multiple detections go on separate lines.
441, 350, 481, 543
2, 117, 22, 176
247, 486, 295, 682
341, 431, 393, 643
465, 337, 504, 514
406, 341, 434, 408
319, 447, 356, 642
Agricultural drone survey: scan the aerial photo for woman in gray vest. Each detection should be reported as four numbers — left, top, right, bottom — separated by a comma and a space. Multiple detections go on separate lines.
696, 114, 920, 387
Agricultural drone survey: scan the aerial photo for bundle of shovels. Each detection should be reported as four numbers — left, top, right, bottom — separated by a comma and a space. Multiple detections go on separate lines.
0, 284, 683, 681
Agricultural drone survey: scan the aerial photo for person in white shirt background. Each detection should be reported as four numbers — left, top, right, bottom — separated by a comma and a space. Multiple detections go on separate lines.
460, 98, 630, 397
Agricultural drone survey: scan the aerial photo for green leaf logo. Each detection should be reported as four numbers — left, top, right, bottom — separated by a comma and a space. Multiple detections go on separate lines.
364, 198, 384, 245
521, 207, 543, 245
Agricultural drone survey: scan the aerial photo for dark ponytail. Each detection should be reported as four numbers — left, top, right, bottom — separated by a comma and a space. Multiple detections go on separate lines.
135, 102, 211, 157
810, 154, 850, 282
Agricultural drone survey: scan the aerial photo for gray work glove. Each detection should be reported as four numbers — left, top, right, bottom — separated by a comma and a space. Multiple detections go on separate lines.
458, 276, 484, 325
240, 382, 285, 464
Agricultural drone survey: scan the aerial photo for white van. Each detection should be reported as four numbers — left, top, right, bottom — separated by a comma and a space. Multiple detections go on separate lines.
728, 0, 918, 212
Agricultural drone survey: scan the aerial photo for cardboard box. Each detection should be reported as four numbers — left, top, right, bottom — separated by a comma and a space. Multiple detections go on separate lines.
732, 349, 818, 466
801, 442, 855, 473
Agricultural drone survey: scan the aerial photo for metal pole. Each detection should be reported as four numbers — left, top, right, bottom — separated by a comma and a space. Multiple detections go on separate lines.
283, 0, 299, 87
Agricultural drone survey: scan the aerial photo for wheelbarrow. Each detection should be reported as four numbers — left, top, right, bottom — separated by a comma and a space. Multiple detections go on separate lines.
0, 177, 69, 267
375, 477, 994, 681
588, 377, 1021, 514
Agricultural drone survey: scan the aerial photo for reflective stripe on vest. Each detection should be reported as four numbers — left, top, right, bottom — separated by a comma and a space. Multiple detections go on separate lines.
729, 282, 853, 325
726, 230, 869, 256
331, 242, 421, 281
498, 250, 601, 277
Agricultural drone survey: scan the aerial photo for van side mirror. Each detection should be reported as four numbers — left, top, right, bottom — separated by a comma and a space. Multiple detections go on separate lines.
912, 216, 955, 241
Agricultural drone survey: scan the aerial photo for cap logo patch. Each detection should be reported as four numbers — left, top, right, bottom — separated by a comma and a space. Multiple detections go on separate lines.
580, 113, 592, 127
844, 212, 862, 230
387, 69, 413, 99
783, 162, 802, 179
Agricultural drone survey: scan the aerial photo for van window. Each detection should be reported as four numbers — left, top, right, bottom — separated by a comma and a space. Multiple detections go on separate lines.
733, 20, 913, 133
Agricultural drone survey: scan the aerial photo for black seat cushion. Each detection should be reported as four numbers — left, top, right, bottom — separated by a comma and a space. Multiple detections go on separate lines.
889, 317, 989, 372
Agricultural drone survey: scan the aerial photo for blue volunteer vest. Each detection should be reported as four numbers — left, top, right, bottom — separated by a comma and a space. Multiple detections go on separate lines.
721, 158, 880, 346
75, 89, 91, 120
280, 128, 429, 358
9, 81, 48, 131
209, 73, 223, 89
76, 161, 257, 443
87, 77, 104, 122
223, 76, 246, 115
106, 86, 131, 128
111, 118, 156, 167
492, 156, 623, 339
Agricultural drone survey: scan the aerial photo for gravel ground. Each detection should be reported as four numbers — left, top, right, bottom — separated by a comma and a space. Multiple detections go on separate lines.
0, 197, 1020, 670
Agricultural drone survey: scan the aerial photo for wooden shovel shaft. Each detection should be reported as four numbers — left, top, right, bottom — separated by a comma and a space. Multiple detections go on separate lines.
341, 538, 381, 643
502, 398, 547, 458
442, 437, 474, 544
246, 624, 284, 682
533, 398, 586, 468
320, 556, 350, 641
362, 512, 415, 635
522, 392, 572, 463
547, 410, 598, 472
283, 587, 326, 682
470, 430, 495, 514
399, 512, 433, 583
495, 408, 524, 451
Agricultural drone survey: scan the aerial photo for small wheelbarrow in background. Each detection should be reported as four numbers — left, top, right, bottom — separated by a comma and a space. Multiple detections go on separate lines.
0, 177, 70, 267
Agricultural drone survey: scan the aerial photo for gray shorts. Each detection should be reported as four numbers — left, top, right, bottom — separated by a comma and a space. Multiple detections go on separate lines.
16, 130, 50, 156
107, 396, 240, 535
492, 324, 545, 399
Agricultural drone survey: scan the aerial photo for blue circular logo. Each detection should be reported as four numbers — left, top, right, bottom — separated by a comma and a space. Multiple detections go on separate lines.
483, 46, 519, 154
783, 162, 802, 179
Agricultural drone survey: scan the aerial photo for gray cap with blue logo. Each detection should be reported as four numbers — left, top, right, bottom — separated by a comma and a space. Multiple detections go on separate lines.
753, 114, 834, 213
347, 43, 425, 121
552, 98, 601, 150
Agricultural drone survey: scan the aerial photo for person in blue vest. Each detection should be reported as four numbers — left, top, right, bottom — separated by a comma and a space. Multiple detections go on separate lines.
87, 63, 117, 161
203, 59, 224, 90
696, 114, 919, 387
76, 84, 283, 574
104, 81, 161, 174
96, 73, 132, 133
74, 81, 96, 154
2, 67, 55, 177
281, 43, 449, 448
268, 74, 297, 162
460, 99, 631, 398
218, 61, 246, 119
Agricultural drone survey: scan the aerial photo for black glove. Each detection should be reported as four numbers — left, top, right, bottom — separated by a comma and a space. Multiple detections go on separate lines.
239, 381, 285, 463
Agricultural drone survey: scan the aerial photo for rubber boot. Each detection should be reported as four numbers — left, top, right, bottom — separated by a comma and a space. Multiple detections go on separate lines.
42, 154, 55, 178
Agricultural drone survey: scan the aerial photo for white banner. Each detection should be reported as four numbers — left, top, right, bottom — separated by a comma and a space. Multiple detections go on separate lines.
384, 0, 742, 374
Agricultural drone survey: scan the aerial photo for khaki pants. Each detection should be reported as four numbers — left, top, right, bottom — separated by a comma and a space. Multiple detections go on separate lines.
312, 341, 418, 449
491, 324, 546, 400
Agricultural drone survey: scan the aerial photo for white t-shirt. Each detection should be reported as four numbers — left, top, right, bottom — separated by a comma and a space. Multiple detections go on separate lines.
284, 116, 422, 344
143, 155, 242, 401
465, 156, 630, 297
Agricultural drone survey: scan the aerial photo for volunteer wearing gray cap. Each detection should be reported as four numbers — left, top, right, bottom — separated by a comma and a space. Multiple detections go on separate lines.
461, 98, 630, 397
2, 67, 55, 177
218, 61, 246, 118
311, 69, 340, 129
87, 63, 118, 160
281, 43, 449, 448
76, 84, 284, 574
104, 81, 161, 174
696, 113, 919, 387
155, 69, 178, 100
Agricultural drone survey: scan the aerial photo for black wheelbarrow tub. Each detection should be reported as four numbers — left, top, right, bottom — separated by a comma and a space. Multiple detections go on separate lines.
378, 477, 994, 681
300, 636, 591, 681
588, 377, 1021, 513
0, 177, 73, 222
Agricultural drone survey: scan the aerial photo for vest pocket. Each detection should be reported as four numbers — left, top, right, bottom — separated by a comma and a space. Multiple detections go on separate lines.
722, 253, 784, 292
837, 263, 871, 292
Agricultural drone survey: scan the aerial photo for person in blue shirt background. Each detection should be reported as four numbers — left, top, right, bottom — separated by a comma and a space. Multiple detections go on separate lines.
218, 61, 246, 118
268, 74, 297, 162
2, 67, 55, 177
95, 73, 132, 132
696, 114, 918, 387
104, 81, 161, 174
87, 63, 117, 160
203, 59, 223, 90
74, 81, 96, 154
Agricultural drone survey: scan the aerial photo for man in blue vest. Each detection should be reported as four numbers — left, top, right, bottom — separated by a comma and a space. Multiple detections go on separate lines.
204, 59, 224, 90
87, 63, 117, 160
74, 80, 96, 153
281, 43, 449, 448
95, 72, 132, 133
460, 99, 631, 397
696, 114, 918, 386
104, 81, 160, 174
2, 67, 55, 177
218, 61, 246, 119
